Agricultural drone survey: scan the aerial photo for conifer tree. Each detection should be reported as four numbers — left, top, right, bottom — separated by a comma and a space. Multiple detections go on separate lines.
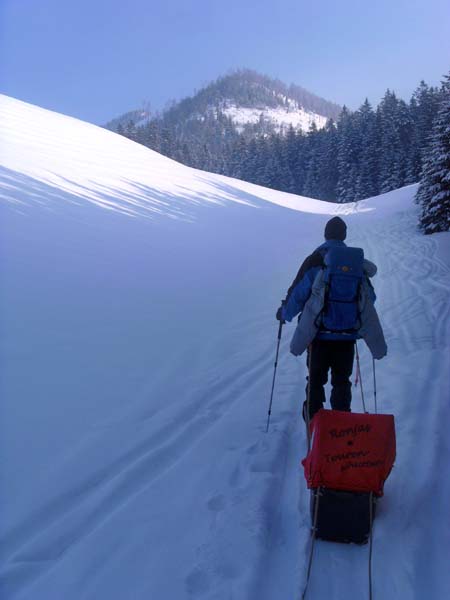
303, 123, 322, 198
407, 82, 442, 182
336, 107, 358, 202
318, 119, 339, 201
124, 119, 137, 142
396, 98, 414, 186
378, 91, 403, 193
142, 120, 162, 152
254, 136, 271, 186
180, 143, 193, 167
416, 73, 450, 233
242, 138, 259, 183
355, 100, 379, 199
280, 126, 297, 193
228, 136, 248, 179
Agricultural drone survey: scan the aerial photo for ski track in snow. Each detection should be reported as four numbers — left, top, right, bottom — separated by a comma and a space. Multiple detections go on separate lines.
1, 95, 449, 600
282, 208, 450, 600
1, 342, 283, 588
1, 320, 304, 599
224, 207, 450, 600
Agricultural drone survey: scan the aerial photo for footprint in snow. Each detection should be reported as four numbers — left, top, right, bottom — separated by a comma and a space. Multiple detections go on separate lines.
246, 439, 269, 456
228, 463, 242, 488
207, 494, 226, 512
250, 458, 275, 474
246, 443, 259, 456
185, 567, 211, 596
214, 561, 241, 580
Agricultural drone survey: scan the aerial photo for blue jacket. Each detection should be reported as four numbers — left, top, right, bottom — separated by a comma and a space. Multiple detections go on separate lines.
282, 240, 345, 323
289, 268, 387, 358
282, 240, 376, 341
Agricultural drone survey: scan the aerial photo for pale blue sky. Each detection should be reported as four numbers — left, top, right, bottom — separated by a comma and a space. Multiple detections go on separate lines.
1, 0, 449, 124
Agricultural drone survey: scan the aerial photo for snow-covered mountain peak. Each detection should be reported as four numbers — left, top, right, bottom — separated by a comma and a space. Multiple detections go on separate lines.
107, 69, 341, 138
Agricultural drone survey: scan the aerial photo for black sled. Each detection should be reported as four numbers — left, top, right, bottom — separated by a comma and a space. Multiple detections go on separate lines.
310, 488, 377, 545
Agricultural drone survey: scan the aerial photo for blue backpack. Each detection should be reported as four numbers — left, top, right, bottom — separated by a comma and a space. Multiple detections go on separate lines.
318, 246, 364, 334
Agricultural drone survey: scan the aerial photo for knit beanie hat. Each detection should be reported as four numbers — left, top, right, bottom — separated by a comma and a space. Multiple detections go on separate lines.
324, 216, 347, 241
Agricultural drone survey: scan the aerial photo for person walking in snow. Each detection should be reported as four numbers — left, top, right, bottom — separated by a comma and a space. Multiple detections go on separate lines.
276, 216, 386, 421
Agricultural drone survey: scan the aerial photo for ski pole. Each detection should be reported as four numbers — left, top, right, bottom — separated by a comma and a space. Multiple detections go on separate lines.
372, 358, 378, 414
266, 320, 283, 433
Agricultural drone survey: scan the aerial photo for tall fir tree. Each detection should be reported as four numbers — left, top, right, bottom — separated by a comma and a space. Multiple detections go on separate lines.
242, 138, 259, 183
291, 131, 308, 196
395, 98, 414, 186
355, 100, 379, 199
378, 90, 403, 193
283, 126, 300, 193
124, 119, 137, 142
336, 107, 359, 202
228, 136, 248, 179
416, 73, 450, 234
318, 119, 339, 201
254, 136, 271, 187
407, 82, 442, 183
302, 123, 322, 198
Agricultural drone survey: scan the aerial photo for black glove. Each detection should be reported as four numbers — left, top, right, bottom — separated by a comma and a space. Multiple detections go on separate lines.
276, 305, 286, 324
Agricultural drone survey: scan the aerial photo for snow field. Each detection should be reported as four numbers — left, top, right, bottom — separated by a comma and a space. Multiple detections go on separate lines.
1, 94, 449, 600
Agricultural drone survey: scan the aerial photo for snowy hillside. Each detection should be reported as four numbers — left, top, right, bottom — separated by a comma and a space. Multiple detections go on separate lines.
0, 96, 335, 220
222, 102, 327, 133
1, 94, 449, 600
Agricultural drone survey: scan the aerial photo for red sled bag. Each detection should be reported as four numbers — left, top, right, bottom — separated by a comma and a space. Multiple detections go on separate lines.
302, 409, 396, 496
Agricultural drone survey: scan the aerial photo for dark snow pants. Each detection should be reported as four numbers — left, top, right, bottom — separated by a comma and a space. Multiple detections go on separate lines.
305, 339, 355, 420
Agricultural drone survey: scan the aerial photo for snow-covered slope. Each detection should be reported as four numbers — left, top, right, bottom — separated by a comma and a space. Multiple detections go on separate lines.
222, 102, 327, 133
0, 95, 337, 218
1, 95, 449, 600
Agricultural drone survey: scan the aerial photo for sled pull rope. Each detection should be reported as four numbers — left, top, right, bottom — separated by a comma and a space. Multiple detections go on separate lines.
301, 487, 321, 600
368, 492, 374, 600
305, 344, 313, 452
372, 358, 378, 414
355, 341, 367, 413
